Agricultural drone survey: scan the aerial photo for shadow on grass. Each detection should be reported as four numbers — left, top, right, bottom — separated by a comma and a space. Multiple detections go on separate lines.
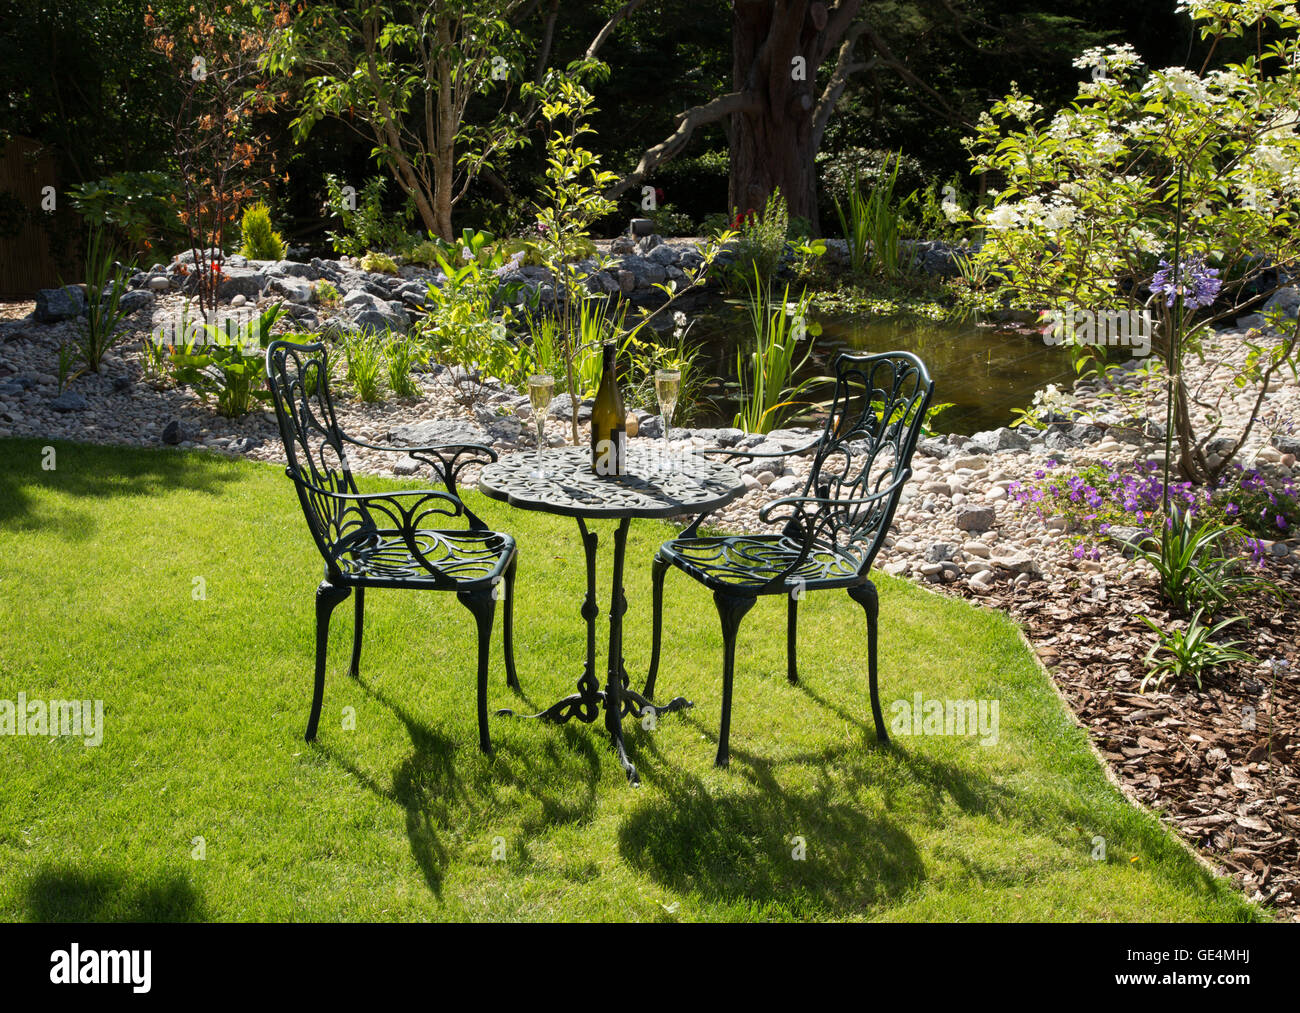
0, 438, 246, 539
23, 867, 205, 922
320, 676, 603, 899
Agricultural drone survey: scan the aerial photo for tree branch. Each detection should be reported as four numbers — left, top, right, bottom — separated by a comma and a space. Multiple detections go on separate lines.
586, 0, 653, 60
607, 90, 759, 198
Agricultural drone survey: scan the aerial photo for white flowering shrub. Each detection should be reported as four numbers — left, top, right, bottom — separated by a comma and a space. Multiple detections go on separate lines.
955, 0, 1300, 483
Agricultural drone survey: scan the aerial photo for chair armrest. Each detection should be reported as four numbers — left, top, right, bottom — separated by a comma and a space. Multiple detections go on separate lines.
339, 434, 497, 516
757, 472, 910, 525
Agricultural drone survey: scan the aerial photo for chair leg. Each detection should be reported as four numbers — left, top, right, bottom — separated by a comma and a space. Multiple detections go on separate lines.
503, 554, 520, 691
786, 594, 799, 685
848, 581, 889, 745
458, 588, 497, 754
308, 581, 350, 742
645, 555, 669, 700
348, 586, 365, 678
713, 591, 756, 768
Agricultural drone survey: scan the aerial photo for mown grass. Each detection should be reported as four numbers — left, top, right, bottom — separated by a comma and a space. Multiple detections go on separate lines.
0, 438, 1261, 921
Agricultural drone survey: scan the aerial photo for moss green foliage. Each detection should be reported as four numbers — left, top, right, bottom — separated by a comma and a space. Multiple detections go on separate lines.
360, 251, 400, 275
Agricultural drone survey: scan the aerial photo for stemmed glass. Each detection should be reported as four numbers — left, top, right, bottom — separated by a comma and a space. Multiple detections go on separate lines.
527, 373, 555, 479
654, 368, 681, 443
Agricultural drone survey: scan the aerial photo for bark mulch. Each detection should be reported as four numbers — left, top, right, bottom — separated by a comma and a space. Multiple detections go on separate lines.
945, 557, 1299, 922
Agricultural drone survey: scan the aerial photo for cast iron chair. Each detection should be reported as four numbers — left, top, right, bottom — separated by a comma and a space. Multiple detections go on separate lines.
646, 350, 933, 767
265, 339, 519, 751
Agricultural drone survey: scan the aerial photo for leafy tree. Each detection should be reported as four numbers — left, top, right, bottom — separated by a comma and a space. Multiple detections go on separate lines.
262, 1, 532, 240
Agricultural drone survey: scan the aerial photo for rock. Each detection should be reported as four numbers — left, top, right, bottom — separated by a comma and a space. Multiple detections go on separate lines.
610, 236, 637, 256
1106, 525, 1150, 557
111, 376, 132, 394
991, 550, 1036, 573
230, 436, 262, 454
769, 474, 803, 496
956, 505, 996, 531
35, 285, 86, 322
736, 442, 785, 476
638, 414, 664, 439
386, 419, 490, 448
230, 294, 247, 308
162, 419, 183, 445
926, 542, 957, 563
147, 275, 171, 293
549, 394, 592, 423
1272, 433, 1300, 457
964, 427, 1029, 454
351, 304, 409, 336
586, 271, 621, 296
393, 455, 422, 476
1263, 286, 1300, 320
688, 427, 745, 448
216, 267, 266, 302
266, 275, 314, 304
618, 255, 666, 288
118, 290, 155, 314
1043, 427, 1082, 451
764, 428, 818, 452
50, 390, 88, 412
625, 412, 640, 438
646, 244, 679, 267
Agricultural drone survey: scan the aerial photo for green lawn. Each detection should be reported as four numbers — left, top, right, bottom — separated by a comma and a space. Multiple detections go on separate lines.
0, 437, 1261, 921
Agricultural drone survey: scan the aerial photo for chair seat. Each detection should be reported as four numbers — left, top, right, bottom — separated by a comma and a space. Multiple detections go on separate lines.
334, 528, 515, 589
659, 534, 865, 594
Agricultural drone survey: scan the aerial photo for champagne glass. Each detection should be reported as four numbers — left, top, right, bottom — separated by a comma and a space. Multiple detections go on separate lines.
527, 373, 555, 478
654, 368, 681, 442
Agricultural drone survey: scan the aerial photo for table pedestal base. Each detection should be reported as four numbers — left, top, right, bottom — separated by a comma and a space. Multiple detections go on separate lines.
496, 516, 693, 784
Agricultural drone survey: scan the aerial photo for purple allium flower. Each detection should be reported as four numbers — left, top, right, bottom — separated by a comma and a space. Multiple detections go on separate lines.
1151, 253, 1222, 310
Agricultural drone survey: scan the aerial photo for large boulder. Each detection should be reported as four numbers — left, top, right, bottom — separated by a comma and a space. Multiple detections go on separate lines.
34, 285, 86, 323
216, 267, 266, 302
386, 418, 491, 448
618, 255, 666, 288
266, 275, 314, 304
964, 427, 1030, 454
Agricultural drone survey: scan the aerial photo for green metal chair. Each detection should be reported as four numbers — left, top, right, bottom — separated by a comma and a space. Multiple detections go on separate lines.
646, 350, 934, 767
265, 339, 519, 751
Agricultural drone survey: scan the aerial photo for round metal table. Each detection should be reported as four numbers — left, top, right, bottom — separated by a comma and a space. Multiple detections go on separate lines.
479, 444, 745, 783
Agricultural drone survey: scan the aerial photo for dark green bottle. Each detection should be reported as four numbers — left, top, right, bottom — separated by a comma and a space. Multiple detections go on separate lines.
590, 342, 626, 475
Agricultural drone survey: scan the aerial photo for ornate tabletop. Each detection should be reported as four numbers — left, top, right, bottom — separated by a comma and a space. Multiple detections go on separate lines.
478, 444, 745, 519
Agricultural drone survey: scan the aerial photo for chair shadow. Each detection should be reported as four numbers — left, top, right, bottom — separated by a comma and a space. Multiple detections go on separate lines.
23, 867, 206, 922
318, 674, 603, 899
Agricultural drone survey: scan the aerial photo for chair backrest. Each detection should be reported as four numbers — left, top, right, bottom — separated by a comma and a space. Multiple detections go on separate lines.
799, 350, 934, 574
265, 340, 361, 568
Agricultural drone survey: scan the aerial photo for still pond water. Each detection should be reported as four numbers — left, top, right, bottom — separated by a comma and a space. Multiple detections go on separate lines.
682, 304, 1075, 436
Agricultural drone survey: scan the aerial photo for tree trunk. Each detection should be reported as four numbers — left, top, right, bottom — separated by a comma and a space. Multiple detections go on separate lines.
728, 1, 830, 234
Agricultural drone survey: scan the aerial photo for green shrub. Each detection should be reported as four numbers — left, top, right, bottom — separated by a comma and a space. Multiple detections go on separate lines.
69, 171, 184, 260
169, 303, 284, 417
1139, 609, 1254, 693
360, 251, 399, 275
323, 173, 413, 257
386, 336, 422, 398
313, 280, 341, 306
239, 201, 286, 261
71, 226, 134, 373
344, 332, 385, 402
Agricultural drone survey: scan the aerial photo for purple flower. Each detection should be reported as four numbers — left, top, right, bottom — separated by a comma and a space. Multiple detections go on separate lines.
1151, 253, 1222, 310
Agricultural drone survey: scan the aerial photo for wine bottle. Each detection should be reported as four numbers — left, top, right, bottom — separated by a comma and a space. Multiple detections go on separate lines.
591, 342, 627, 476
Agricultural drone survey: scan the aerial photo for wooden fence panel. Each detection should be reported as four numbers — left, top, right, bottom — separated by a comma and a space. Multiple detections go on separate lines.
0, 137, 61, 298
